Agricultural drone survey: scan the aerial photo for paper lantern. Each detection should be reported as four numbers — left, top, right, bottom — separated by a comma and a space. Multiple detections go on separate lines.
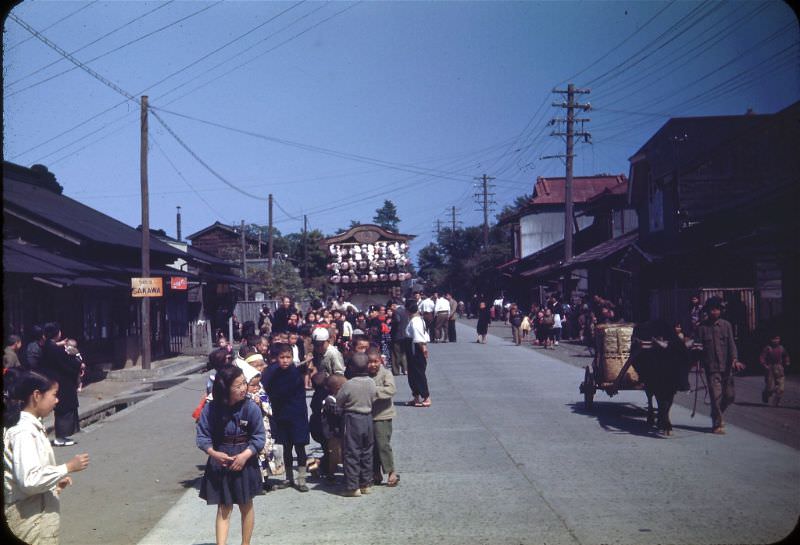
331, 275, 341, 283
341, 275, 349, 283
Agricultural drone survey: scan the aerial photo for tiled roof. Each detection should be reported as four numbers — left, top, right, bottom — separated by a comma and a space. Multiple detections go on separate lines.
3, 165, 183, 256
532, 174, 628, 205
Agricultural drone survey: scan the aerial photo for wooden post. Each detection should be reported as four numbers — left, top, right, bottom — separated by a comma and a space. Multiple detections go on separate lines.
241, 219, 248, 301
140, 95, 151, 370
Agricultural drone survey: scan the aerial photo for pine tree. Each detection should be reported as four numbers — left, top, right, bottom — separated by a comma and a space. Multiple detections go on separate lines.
373, 200, 400, 231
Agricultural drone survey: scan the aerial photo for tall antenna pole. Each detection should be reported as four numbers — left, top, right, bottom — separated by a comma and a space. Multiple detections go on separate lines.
268, 194, 274, 273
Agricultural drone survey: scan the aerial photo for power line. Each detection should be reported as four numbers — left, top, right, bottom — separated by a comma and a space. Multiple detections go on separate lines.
155, 1, 327, 102
150, 133, 228, 220
6, 1, 176, 89
556, 0, 676, 87
5, 1, 98, 50
159, 1, 361, 107
151, 106, 525, 187
150, 109, 267, 202
8, 13, 139, 102
7, 1, 223, 98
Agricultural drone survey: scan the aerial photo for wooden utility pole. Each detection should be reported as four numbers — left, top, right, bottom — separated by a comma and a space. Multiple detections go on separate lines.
241, 219, 248, 301
303, 214, 308, 281
474, 174, 495, 248
551, 83, 591, 261
267, 194, 274, 272
140, 95, 151, 370
549, 83, 591, 299
450, 205, 459, 231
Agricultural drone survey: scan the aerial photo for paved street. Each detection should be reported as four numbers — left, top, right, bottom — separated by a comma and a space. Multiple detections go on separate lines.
58, 322, 798, 545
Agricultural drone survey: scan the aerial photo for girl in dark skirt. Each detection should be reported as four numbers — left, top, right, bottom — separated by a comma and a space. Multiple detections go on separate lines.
196, 365, 265, 545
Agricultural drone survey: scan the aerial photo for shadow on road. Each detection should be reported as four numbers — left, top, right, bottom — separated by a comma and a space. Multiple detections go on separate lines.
736, 401, 800, 411
568, 401, 709, 438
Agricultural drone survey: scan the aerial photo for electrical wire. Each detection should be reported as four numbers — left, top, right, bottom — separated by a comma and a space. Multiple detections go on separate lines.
160, 1, 361, 107
7, 1, 223, 98
6, 1, 176, 89
5, 1, 98, 51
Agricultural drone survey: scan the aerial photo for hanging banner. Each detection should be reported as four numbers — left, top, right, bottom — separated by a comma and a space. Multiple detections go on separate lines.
170, 277, 188, 290
131, 277, 163, 297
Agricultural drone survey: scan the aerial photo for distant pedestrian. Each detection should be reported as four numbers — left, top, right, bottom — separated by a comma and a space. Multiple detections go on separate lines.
196, 365, 265, 545
476, 301, 490, 344
21, 326, 45, 371
446, 292, 458, 342
760, 334, 790, 406
39, 323, 81, 447
389, 300, 410, 376
4, 370, 90, 545
336, 353, 377, 497
3, 334, 22, 371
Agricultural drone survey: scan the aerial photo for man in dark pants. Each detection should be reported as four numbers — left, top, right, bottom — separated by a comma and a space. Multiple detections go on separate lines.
404, 301, 431, 407
39, 322, 82, 446
389, 300, 410, 375
446, 292, 458, 342
692, 300, 744, 434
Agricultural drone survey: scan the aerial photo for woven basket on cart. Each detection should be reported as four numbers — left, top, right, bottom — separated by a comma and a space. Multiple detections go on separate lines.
595, 323, 639, 386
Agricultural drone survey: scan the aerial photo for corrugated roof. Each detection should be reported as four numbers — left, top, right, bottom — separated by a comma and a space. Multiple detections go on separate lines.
532, 174, 628, 205
565, 230, 639, 267
3, 169, 183, 257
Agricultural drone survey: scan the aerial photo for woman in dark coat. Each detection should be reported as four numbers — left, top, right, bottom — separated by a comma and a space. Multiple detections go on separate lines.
39, 322, 81, 445
476, 301, 491, 344
261, 344, 311, 491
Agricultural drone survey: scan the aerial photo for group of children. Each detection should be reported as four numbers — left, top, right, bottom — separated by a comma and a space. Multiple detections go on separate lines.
195, 332, 400, 544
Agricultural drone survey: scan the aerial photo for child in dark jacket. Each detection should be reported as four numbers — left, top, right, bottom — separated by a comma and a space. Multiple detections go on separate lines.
335, 352, 377, 497
321, 374, 346, 481
261, 343, 310, 492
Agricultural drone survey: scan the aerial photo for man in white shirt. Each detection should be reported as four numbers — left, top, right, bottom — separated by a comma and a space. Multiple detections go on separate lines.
404, 300, 431, 407
418, 292, 435, 338
433, 292, 450, 343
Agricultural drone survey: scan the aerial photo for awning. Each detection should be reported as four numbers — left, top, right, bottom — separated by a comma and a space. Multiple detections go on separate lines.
519, 262, 563, 278
562, 231, 639, 269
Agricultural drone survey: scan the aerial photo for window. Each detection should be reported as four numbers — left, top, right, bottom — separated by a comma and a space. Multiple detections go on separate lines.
648, 182, 664, 233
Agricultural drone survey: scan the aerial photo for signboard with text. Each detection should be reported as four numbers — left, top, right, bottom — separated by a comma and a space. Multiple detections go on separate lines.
170, 277, 188, 290
131, 277, 163, 297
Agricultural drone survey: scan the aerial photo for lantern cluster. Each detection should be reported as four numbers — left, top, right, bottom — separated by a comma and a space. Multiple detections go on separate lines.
327, 241, 411, 284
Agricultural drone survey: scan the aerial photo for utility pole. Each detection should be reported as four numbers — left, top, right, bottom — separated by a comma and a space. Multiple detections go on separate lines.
241, 219, 248, 301
176, 206, 182, 242
267, 194, 274, 273
435, 218, 442, 235
474, 174, 495, 249
547, 83, 591, 299
140, 95, 151, 370
303, 214, 308, 281
450, 205, 460, 231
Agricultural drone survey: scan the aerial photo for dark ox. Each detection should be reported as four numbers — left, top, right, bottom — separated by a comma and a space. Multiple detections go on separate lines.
630, 320, 692, 436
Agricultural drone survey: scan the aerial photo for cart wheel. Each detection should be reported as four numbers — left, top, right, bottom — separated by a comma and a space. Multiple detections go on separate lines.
583, 366, 595, 410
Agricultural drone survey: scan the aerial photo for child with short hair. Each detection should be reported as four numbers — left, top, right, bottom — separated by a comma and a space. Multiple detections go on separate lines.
760, 334, 791, 406
261, 343, 311, 492
242, 363, 284, 489
367, 347, 399, 487
320, 374, 346, 481
335, 352, 377, 497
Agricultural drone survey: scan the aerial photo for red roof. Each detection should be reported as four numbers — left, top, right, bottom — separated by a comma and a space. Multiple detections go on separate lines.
531, 174, 627, 205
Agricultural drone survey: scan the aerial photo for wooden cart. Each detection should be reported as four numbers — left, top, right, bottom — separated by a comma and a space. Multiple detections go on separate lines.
578, 323, 645, 409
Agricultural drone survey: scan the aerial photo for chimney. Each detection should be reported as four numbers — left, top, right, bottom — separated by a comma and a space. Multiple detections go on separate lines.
745, 108, 755, 115
176, 206, 182, 241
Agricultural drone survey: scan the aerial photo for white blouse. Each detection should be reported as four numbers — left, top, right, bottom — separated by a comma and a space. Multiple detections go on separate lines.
4, 411, 68, 505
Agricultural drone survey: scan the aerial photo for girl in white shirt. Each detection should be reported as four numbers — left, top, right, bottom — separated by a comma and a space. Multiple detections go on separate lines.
4, 371, 90, 545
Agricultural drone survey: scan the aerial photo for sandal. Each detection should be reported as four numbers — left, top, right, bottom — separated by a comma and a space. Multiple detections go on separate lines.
420, 398, 431, 407
386, 474, 400, 487
406, 399, 420, 406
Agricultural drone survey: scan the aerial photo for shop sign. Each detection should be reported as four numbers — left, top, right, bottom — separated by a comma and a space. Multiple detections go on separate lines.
131, 277, 163, 297
170, 277, 188, 290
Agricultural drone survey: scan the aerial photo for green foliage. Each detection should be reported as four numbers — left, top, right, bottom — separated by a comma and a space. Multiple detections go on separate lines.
373, 200, 400, 231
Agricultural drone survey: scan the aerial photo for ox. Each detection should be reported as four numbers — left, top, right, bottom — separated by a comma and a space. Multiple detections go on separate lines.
630, 320, 693, 436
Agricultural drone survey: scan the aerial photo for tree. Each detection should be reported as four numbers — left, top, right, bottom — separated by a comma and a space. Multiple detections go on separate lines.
373, 200, 400, 232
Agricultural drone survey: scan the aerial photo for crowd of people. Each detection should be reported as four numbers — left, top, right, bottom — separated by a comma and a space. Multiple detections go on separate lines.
195, 293, 435, 545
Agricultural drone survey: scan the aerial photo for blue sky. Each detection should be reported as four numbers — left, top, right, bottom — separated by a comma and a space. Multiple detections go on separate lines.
4, 0, 799, 261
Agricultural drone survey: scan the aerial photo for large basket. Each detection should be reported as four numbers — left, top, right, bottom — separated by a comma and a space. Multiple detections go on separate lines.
595, 323, 639, 386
